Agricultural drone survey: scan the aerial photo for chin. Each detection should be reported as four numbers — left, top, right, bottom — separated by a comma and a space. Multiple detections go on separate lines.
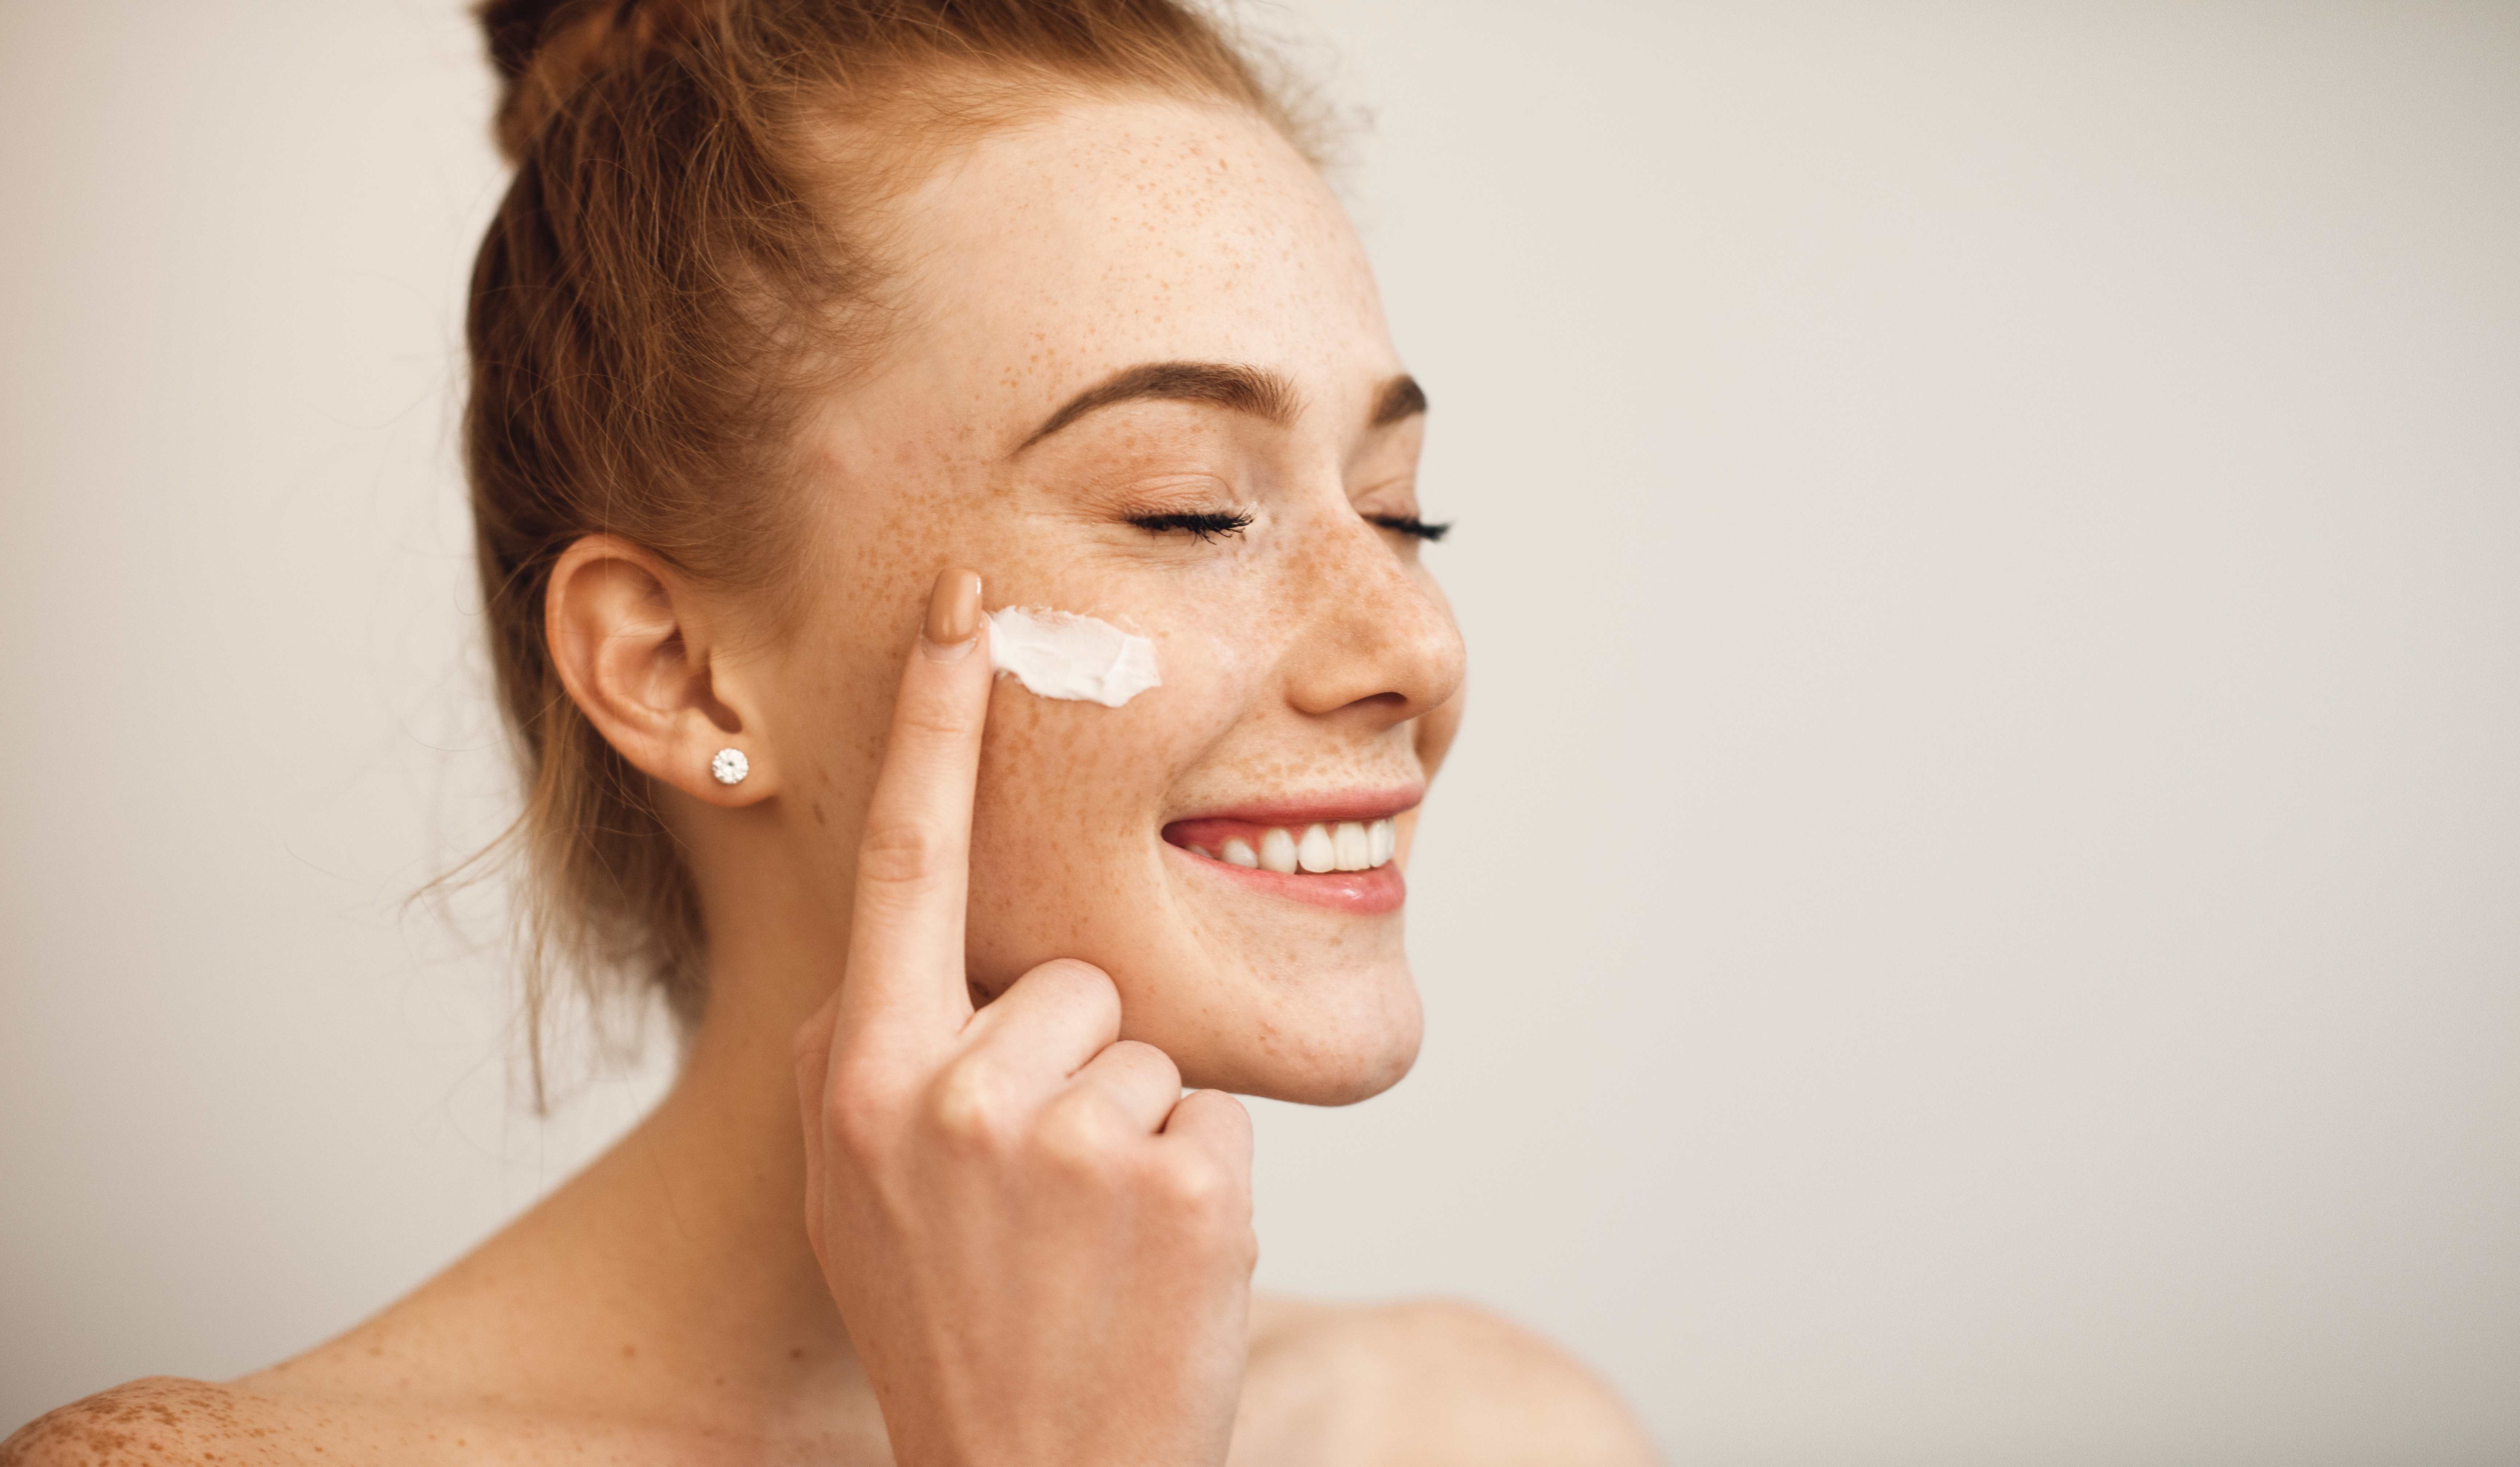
1168, 967, 1425, 1106
964, 825, 1433, 1106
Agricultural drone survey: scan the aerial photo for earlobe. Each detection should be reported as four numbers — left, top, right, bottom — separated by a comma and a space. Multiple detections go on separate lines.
544, 534, 775, 808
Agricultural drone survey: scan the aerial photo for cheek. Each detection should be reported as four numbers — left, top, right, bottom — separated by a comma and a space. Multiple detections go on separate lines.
961, 621, 1259, 976
765, 615, 905, 832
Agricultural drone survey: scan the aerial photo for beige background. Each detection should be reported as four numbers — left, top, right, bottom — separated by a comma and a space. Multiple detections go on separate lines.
6, 2, 2518, 1460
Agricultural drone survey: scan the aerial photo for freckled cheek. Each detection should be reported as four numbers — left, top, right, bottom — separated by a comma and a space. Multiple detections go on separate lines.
967, 627, 1258, 854
973, 674, 1232, 833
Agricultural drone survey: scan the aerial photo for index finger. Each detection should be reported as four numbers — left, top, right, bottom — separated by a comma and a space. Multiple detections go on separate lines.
836, 565, 992, 1044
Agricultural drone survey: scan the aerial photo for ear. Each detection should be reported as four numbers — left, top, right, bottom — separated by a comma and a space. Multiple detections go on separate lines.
544, 534, 773, 807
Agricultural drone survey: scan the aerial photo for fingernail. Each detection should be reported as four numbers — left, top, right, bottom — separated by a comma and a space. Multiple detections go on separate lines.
922, 566, 982, 658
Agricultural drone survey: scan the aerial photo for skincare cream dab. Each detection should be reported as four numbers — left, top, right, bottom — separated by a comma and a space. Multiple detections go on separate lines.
985, 606, 1161, 708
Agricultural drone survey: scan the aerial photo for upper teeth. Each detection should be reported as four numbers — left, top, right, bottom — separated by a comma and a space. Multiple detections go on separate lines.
1202, 819, 1397, 874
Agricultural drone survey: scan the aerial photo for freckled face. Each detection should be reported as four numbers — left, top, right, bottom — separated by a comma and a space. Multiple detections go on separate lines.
762, 97, 1465, 1104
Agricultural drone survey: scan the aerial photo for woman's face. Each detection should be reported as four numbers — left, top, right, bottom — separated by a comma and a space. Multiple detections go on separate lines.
751, 96, 1463, 1104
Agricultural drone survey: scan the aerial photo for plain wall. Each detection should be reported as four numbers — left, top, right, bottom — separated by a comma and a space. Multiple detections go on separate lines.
5, 2, 2516, 1460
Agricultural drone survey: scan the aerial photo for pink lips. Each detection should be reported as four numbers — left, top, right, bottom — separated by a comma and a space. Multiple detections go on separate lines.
1160, 787, 1421, 915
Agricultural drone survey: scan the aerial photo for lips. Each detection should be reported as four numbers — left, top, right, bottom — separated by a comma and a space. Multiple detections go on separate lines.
1160, 789, 1420, 914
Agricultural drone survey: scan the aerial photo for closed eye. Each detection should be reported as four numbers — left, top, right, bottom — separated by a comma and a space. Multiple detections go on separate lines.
1127, 509, 1253, 542
1365, 513, 1451, 542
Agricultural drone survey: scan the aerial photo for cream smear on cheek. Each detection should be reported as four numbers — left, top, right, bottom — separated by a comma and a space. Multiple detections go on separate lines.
985, 606, 1161, 708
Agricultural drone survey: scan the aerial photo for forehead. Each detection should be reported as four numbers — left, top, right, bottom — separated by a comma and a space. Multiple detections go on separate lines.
879, 96, 1395, 409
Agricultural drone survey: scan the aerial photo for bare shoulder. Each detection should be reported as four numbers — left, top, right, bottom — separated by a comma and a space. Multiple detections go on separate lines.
0, 1377, 296, 1466
1240, 1296, 1659, 1467
0, 1360, 464, 1467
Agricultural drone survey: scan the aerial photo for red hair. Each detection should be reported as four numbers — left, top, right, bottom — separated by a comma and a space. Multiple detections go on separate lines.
463, 0, 1315, 1090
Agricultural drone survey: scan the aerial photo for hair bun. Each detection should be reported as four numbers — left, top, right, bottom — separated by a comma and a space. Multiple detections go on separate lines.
476, 0, 723, 164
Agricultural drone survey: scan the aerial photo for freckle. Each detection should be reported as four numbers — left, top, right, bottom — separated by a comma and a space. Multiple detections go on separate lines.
790, 1346, 806, 1361
622, 1344, 637, 1358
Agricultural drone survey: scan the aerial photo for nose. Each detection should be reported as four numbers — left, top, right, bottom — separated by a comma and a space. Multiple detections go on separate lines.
1277, 506, 1467, 731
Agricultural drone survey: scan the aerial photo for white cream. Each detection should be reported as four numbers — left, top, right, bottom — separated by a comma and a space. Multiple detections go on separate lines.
985, 605, 1162, 708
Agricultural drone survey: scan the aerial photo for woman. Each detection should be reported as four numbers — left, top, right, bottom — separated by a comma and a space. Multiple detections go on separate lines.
5, 0, 1652, 1461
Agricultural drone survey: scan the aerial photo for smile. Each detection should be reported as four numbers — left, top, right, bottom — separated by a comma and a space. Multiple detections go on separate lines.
1169, 817, 1398, 873
1158, 792, 1420, 915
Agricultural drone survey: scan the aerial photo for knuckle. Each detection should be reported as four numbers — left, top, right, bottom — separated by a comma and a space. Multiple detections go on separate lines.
897, 697, 977, 743
815, 1040, 916, 1150
1151, 1151, 1243, 1221
856, 817, 952, 889
819, 1074, 891, 1155
1033, 1100, 1126, 1178
927, 1061, 1020, 1154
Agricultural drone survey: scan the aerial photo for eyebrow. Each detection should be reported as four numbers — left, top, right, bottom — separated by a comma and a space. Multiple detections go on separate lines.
1016, 362, 1294, 453
1013, 362, 1427, 453
1369, 373, 1428, 428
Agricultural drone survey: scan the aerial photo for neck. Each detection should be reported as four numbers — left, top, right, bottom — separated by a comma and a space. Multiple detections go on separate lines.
608, 921, 860, 1347
380, 795, 887, 1399
412, 918, 865, 1399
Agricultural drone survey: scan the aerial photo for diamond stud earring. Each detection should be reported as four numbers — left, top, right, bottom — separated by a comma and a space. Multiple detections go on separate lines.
710, 747, 750, 787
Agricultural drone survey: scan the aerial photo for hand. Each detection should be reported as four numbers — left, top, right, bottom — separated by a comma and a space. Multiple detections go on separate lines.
792, 566, 1257, 1467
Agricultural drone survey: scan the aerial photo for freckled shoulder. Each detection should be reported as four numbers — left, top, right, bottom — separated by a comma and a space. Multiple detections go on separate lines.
1241, 1296, 1660, 1467
0, 1377, 297, 1466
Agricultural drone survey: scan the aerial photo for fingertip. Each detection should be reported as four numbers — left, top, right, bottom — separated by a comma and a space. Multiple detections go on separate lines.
1176, 1085, 1250, 1126
1163, 1086, 1256, 1158
1027, 955, 1114, 987
922, 566, 983, 659
1013, 957, 1122, 1022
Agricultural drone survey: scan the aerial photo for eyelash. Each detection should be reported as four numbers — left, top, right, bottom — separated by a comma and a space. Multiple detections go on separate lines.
1367, 513, 1452, 542
1127, 510, 1254, 541
1124, 510, 1454, 544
